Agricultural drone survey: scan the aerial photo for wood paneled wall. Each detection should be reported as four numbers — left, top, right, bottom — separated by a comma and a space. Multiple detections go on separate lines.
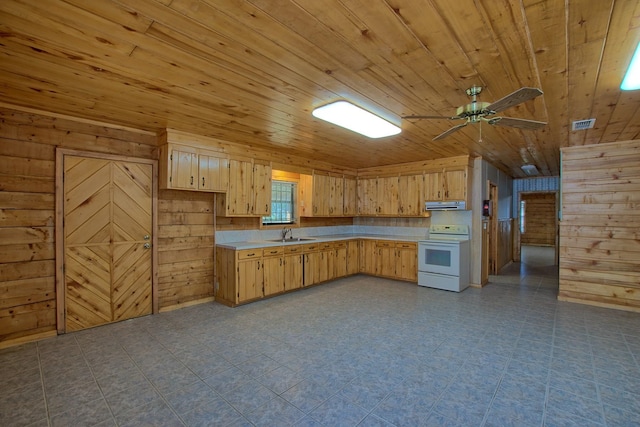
0, 106, 224, 345
158, 191, 216, 310
560, 140, 640, 312
0, 107, 156, 345
521, 193, 556, 246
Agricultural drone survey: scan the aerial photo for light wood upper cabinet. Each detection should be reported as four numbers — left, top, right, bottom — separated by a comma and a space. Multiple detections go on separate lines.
253, 161, 272, 216
357, 177, 377, 216
329, 175, 344, 216
160, 143, 229, 192
376, 176, 399, 215
199, 154, 229, 192
424, 171, 443, 201
424, 167, 469, 203
443, 168, 467, 201
398, 174, 422, 216
218, 158, 272, 216
343, 176, 357, 216
226, 159, 253, 215
300, 172, 347, 217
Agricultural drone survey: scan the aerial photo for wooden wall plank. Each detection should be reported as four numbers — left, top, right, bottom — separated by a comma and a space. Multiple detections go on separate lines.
560, 139, 640, 311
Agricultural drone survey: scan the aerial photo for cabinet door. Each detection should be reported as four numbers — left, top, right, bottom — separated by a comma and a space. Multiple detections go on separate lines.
227, 159, 253, 215
424, 171, 443, 201
444, 168, 467, 200
171, 149, 198, 189
377, 176, 399, 215
253, 162, 272, 216
263, 256, 284, 296
396, 243, 417, 281
303, 252, 320, 286
237, 259, 263, 302
357, 178, 377, 215
398, 174, 421, 216
199, 154, 229, 192
343, 176, 357, 216
376, 242, 396, 277
346, 240, 359, 275
312, 173, 330, 216
334, 243, 347, 278
329, 175, 344, 216
359, 240, 377, 275
317, 246, 333, 283
284, 253, 303, 290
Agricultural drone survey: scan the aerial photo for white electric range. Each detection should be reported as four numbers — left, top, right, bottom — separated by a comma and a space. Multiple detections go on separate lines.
418, 224, 470, 292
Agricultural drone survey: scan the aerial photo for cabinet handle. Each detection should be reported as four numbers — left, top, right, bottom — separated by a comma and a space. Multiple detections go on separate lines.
265, 204, 268, 212
280, 258, 282, 266
190, 176, 194, 186
257, 261, 261, 270
202, 177, 205, 187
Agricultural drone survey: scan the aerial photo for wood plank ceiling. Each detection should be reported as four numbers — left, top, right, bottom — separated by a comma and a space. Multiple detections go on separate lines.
0, 0, 639, 176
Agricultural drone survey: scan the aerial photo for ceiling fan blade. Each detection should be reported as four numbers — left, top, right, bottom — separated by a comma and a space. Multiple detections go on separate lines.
403, 115, 459, 120
489, 116, 547, 130
485, 87, 543, 113
433, 121, 468, 140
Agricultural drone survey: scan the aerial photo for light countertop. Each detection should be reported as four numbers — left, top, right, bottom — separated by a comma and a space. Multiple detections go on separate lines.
216, 234, 424, 250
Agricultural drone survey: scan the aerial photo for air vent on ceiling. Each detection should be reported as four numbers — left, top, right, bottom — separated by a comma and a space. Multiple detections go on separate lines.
521, 164, 539, 176
572, 118, 596, 131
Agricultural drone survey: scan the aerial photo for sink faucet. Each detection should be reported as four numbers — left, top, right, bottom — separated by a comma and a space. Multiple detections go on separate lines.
281, 227, 292, 240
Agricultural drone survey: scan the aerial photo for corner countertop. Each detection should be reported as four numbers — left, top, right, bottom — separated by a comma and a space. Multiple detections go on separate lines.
216, 234, 424, 250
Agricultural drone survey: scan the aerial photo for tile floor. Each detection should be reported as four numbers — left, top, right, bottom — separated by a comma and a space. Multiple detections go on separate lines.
2, 246, 640, 426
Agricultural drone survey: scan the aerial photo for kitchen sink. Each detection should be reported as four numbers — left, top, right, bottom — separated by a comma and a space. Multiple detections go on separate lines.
266, 237, 316, 243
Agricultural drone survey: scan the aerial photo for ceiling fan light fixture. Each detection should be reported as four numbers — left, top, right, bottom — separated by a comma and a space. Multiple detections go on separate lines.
621, 43, 640, 90
312, 101, 401, 138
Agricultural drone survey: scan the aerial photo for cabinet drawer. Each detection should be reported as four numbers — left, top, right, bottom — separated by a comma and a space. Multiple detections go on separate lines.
263, 247, 284, 257
333, 241, 347, 249
237, 249, 261, 260
285, 245, 303, 254
396, 242, 416, 249
376, 241, 393, 248
303, 243, 319, 252
319, 242, 333, 250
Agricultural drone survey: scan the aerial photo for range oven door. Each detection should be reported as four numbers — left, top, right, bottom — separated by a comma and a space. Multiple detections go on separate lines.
418, 240, 460, 276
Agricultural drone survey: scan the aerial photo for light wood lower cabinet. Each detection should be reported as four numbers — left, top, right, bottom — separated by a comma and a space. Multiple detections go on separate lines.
216, 238, 415, 307
263, 247, 284, 296
396, 242, 418, 282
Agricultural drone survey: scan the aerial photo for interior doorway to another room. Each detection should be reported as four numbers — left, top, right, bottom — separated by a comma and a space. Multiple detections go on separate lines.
517, 191, 559, 265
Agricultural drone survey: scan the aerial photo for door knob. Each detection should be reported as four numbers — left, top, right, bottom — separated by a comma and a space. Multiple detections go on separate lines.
144, 235, 150, 240
144, 243, 151, 249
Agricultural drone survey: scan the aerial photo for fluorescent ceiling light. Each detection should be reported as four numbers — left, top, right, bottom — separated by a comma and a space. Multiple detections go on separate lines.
312, 101, 401, 138
621, 43, 640, 90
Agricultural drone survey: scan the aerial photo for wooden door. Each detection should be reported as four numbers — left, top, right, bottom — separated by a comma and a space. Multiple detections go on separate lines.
63, 155, 153, 332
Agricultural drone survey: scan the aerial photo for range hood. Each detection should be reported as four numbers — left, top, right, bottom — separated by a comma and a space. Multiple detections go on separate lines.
425, 201, 467, 211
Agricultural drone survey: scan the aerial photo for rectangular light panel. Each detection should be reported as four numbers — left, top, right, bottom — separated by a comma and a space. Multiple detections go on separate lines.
312, 101, 401, 138
621, 43, 640, 90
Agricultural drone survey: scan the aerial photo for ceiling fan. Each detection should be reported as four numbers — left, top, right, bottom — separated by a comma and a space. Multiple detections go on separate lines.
403, 86, 546, 140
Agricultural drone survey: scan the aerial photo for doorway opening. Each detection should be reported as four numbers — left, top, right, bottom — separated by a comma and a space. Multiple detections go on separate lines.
516, 191, 559, 265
